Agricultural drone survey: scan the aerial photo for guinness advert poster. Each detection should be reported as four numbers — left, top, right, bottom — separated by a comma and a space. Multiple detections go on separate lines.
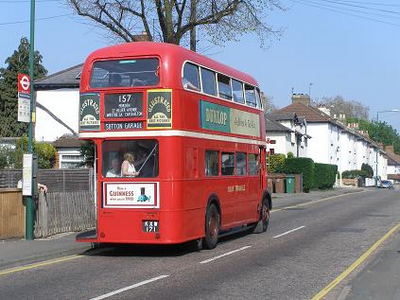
147, 89, 172, 129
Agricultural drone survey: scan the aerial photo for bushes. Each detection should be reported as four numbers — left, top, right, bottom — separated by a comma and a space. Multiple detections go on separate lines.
361, 163, 373, 178
281, 157, 315, 192
342, 170, 368, 179
315, 163, 338, 189
267, 153, 286, 173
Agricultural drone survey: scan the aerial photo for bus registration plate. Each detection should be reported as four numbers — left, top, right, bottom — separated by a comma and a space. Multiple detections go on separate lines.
143, 220, 159, 233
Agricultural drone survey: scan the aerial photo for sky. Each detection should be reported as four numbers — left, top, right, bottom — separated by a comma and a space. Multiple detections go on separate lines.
1, 0, 400, 132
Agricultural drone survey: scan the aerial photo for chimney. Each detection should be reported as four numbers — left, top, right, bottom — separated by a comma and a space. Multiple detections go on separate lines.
385, 145, 394, 153
378, 142, 384, 149
291, 93, 310, 106
133, 31, 151, 42
318, 106, 331, 116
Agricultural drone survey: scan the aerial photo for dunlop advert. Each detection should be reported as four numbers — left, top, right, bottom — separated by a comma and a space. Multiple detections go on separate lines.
79, 93, 100, 131
147, 89, 172, 129
200, 100, 260, 137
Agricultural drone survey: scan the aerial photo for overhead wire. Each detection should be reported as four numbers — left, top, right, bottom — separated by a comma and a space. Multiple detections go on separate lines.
0, 13, 73, 26
312, 0, 400, 15
289, 0, 400, 28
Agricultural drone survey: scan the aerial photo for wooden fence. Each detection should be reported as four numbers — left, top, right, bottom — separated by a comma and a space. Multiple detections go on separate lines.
0, 189, 25, 239
0, 169, 94, 193
34, 191, 96, 238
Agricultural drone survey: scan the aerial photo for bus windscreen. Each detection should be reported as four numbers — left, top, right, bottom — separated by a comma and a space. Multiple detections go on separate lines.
90, 58, 159, 88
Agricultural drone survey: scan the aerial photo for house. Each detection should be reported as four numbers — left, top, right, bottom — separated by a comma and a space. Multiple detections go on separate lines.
385, 145, 400, 182
53, 135, 85, 169
265, 117, 294, 155
265, 113, 310, 157
34, 64, 82, 142
273, 94, 388, 179
34, 64, 84, 169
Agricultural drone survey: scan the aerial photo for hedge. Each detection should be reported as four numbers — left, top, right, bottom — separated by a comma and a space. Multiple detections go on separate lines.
282, 157, 315, 192
267, 153, 286, 173
314, 163, 338, 189
342, 170, 368, 179
361, 163, 373, 178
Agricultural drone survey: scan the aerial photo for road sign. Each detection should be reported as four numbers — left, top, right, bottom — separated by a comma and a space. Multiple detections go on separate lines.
18, 92, 31, 123
18, 73, 31, 93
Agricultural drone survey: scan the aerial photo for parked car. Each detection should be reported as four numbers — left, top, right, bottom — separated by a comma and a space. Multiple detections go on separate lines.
380, 180, 394, 189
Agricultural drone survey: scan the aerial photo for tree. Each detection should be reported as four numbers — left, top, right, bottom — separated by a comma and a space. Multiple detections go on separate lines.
0, 37, 47, 137
348, 117, 400, 155
10, 136, 56, 169
80, 140, 95, 167
68, 0, 283, 50
312, 95, 369, 121
261, 92, 277, 116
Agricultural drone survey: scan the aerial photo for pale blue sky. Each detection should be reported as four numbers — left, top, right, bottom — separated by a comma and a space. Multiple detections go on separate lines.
1, 0, 399, 131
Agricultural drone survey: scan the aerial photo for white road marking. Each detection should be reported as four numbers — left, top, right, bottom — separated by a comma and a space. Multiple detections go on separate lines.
89, 275, 170, 300
273, 226, 306, 239
200, 246, 252, 264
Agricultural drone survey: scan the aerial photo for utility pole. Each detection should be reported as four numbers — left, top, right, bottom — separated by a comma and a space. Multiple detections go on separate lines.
26, 0, 36, 240
190, 0, 197, 52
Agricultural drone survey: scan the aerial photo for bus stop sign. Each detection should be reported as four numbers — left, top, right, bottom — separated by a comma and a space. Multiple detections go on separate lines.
18, 73, 31, 94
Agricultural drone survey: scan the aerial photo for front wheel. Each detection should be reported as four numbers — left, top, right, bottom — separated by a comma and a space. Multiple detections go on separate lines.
203, 204, 220, 249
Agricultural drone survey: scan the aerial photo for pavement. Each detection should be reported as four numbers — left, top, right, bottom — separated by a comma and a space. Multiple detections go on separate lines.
0, 186, 399, 300
0, 232, 92, 270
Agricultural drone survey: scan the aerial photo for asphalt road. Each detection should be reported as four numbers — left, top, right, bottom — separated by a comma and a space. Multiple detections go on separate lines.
1, 189, 399, 300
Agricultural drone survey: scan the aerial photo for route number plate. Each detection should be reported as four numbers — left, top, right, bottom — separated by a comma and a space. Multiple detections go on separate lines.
143, 220, 159, 233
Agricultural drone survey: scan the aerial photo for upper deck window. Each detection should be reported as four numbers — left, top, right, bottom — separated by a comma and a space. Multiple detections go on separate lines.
232, 79, 245, 104
90, 58, 159, 88
182, 63, 200, 91
245, 84, 256, 108
217, 74, 232, 100
201, 68, 217, 96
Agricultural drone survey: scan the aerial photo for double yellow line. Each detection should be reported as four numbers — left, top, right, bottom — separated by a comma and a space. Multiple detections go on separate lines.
0, 255, 82, 276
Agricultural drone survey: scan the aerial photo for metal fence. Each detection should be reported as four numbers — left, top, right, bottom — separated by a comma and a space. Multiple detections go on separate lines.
34, 191, 96, 238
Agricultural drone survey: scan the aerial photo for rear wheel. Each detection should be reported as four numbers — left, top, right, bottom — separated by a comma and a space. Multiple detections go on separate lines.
203, 204, 220, 249
248, 197, 270, 234
261, 198, 270, 232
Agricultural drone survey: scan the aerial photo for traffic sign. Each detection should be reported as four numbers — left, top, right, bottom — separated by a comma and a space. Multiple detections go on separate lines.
18, 73, 31, 93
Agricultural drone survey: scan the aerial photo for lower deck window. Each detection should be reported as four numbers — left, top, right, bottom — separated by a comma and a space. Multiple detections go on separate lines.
102, 139, 159, 178
221, 152, 235, 175
205, 150, 219, 176
248, 153, 259, 175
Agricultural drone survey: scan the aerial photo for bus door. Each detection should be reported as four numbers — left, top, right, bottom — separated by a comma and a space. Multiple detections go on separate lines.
259, 145, 267, 190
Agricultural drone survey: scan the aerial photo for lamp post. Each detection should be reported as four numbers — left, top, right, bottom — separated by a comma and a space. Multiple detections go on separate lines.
375, 109, 399, 187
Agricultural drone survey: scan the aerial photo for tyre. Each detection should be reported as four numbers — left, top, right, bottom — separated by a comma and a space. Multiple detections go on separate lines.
249, 197, 270, 234
260, 198, 270, 232
203, 203, 220, 249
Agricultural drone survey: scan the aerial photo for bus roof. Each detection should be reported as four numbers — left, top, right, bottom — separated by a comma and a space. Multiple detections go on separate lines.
85, 42, 259, 86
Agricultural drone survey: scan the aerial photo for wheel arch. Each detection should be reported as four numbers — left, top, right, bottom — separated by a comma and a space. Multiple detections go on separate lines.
206, 193, 221, 224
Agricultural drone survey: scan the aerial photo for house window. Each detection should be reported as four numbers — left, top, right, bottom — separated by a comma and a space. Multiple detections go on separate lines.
269, 148, 275, 155
59, 152, 84, 169
269, 140, 276, 144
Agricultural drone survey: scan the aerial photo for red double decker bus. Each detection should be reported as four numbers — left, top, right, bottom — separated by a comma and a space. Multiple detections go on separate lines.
76, 42, 271, 249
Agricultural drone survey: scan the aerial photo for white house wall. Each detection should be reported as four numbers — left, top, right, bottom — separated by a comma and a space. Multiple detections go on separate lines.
307, 123, 330, 164
35, 89, 79, 142
266, 133, 290, 155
